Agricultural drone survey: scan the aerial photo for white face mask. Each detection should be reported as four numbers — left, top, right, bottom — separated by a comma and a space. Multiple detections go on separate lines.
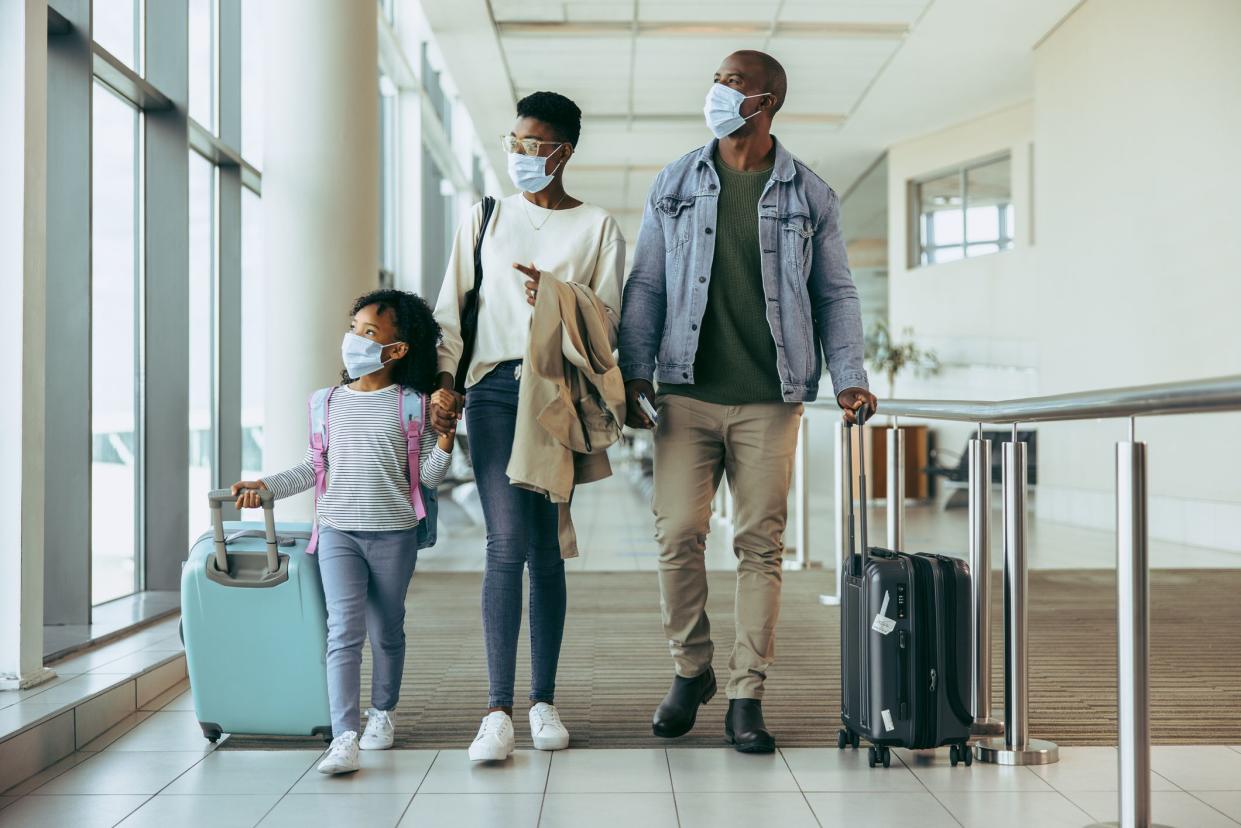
341, 331, 403, 380
703, 83, 770, 139
507, 147, 564, 194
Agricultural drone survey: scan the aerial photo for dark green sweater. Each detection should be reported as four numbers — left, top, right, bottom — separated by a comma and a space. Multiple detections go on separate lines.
664, 151, 783, 405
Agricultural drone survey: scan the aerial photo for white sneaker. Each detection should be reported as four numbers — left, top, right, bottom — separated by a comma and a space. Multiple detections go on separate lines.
317, 731, 360, 774
468, 711, 515, 761
529, 703, 570, 751
359, 708, 395, 750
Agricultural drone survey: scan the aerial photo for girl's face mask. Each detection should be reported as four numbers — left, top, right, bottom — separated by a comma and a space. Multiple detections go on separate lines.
341, 331, 404, 379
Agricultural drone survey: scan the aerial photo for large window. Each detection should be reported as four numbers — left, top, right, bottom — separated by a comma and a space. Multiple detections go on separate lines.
914, 154, 1013, 266
240, 187, 264, 480
91, 82, 142, 605
241, 0, 263, 167
189, 152, 217, 541
93, 0, 141, 71
189, 0, 218, 133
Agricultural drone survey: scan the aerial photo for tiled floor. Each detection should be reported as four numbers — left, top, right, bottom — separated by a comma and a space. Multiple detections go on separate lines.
2, 684, 1240, 827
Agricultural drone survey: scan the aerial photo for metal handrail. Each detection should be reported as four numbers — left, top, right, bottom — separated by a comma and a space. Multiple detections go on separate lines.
806, 373, 1240, 828
808, 374, 1241, 423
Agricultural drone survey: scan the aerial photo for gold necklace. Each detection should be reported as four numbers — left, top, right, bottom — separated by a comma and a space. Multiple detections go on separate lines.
523, 192, 568, 231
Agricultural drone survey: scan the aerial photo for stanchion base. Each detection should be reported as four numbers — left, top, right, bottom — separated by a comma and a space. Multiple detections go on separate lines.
970, 717, 1005, 739
975, 737, 1058, 765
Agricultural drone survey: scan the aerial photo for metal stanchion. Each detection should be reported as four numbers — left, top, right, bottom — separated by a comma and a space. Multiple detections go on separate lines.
786, 416, 817, 571
969, 426, 1004, 738
977, 425, 1058, 765
886, 419, 904, 551
820, 421, 851, 605
1092, 423, 1169, 828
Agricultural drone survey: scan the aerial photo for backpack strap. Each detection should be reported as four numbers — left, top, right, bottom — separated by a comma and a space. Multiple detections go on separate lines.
305, 386, 336, 554
399, 386, 427, 521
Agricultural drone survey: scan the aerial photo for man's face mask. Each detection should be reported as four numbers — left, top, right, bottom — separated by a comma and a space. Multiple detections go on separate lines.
703, 83, 771, 138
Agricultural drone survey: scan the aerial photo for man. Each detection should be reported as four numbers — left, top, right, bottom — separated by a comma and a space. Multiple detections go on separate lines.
618, 50, 876, 754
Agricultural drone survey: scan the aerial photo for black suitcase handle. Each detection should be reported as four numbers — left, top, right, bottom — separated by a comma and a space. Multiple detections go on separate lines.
845, 403, 872, 569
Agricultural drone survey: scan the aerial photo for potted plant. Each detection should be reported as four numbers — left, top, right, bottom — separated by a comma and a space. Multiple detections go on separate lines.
864, 320, 941, 400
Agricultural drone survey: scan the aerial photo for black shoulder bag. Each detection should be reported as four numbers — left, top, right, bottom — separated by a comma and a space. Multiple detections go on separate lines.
454, 196, 497, 393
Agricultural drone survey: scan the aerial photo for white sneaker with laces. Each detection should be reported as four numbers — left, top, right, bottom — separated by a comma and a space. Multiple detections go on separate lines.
468, 711, 515, 761
529, 702, 570, 751
359, 708, 395, 750
317, 731, 360, 774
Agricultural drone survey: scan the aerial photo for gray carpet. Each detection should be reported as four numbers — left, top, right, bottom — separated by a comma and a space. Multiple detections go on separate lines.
221, 569, 1241, 749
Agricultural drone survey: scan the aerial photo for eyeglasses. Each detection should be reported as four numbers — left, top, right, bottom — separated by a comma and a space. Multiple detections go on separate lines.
501, 135, 564, 156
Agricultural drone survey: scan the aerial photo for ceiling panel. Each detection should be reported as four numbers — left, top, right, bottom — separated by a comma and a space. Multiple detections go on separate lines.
637, 0, 780, 24
491, 0, 637, 24
781, 1, 930, 25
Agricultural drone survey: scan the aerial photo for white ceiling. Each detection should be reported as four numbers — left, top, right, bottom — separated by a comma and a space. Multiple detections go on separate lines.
421, 0, 1081, 243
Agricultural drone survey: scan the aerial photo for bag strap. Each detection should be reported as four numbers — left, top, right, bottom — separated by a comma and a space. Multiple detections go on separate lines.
398, 386, 427, 521
455, 196, 497, 392
305, 386, 336, 554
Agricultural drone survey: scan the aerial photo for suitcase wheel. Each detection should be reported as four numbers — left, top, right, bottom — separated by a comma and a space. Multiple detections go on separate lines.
867, 745, 891, 768
836, 729, 848, 750
200, 722, 222, 743
868, 746, 877, 768
950, 743, 973, 767
851, 732, 860, 750
881, 747, 891, 768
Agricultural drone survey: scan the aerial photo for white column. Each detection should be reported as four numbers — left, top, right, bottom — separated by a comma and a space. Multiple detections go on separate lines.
262, 0, 379, 520
0, 0, 54, 689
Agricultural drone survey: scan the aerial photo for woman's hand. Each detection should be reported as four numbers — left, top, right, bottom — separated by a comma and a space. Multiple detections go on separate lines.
514, 262, 541, 306
230, 479, 267, 509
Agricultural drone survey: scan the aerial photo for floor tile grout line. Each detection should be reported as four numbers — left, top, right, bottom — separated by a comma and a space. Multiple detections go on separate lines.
895, 749, 966, 828
665, 749, 681, 828
107, 793, 156, 827
535, 749, 553, 827
394, 749, 440, 826
777, 746, 823, 828
1182, 789, 1241, 826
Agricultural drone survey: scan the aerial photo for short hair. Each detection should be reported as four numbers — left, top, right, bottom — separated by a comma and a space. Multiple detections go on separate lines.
733, 50, 787, 115
516, 91, 582, 147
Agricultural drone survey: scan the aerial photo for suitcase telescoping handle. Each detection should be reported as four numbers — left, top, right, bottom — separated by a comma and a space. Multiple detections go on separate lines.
846, 404, 872, 568
206, 489, 279, 576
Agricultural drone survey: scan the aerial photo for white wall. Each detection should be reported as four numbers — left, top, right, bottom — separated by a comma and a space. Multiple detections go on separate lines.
884, 0, 1241, 553
1032, 0, 1241, 551
886, 103, 1039, 458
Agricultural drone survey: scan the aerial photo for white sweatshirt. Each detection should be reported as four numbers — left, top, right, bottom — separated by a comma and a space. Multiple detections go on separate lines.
433, 193, 626, 388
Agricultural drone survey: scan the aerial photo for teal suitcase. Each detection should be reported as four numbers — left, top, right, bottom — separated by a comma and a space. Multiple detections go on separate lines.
180, 489, 332, 742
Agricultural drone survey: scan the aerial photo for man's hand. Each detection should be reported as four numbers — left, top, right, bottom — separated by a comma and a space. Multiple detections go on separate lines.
624, 379, 657, 429
837, 387, 879, 424
431, 388, 461, 436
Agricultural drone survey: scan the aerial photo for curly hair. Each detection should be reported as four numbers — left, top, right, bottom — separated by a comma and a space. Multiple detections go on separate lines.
340, 289, 440, 394
516, 91, 582, 147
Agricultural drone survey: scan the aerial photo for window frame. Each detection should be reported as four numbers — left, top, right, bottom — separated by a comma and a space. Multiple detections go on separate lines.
909, 151, 1014, 269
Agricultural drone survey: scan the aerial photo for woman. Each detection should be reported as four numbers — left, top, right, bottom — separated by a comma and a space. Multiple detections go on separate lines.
432, 91, 625, 761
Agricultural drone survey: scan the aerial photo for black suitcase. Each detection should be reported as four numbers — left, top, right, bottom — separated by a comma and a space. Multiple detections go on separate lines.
837, 407, 974, 768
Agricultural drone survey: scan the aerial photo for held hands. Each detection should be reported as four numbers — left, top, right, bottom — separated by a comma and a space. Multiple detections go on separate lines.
230, 479, 268, 510
514, 262, 541, 306
837, 387, 879, 424
430, 388, 463, 438
624, 379, 657, 429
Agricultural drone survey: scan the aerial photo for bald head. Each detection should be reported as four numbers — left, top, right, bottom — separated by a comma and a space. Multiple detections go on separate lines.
722, 50, 787, 115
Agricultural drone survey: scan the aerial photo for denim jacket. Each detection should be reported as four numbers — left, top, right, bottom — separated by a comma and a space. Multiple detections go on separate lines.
618, 137, 868, 403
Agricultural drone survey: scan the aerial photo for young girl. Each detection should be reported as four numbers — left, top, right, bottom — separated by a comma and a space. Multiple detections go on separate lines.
231, 289, 455, 775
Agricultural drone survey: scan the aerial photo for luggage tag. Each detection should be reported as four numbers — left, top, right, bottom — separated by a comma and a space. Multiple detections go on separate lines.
871, 590, 896, 635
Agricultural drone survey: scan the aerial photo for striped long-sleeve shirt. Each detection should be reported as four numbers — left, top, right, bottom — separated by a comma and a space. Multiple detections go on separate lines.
263, 384, 451, 532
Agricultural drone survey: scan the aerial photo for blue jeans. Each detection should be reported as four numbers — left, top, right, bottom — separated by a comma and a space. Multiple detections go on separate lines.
465, 360, 565, 708
317, 527, 419, 736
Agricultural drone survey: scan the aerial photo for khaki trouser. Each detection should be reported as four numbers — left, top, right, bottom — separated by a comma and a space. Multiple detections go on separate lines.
651, 394, 803, 699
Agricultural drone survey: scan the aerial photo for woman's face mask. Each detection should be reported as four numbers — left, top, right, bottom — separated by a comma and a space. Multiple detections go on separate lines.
703, 83, 770, 139
341, 331, 404, 380
507, 144, 565, 193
